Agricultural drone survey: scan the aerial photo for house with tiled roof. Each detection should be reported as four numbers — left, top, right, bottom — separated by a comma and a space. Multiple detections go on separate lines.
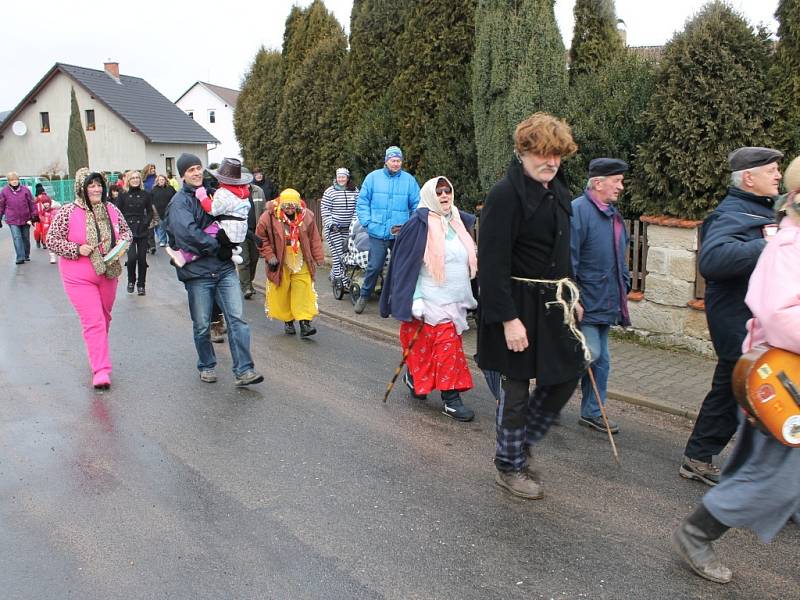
175, 81, 241, 165
0, 62, 218, 177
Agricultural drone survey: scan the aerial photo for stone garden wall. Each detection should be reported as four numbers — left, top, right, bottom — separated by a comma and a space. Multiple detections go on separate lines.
626, 216, 714, 356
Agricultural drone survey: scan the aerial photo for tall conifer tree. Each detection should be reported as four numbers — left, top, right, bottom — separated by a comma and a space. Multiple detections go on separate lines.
770, 0, 800, 160
275, 0, 348, 199
67, 86, 89, 177
630, 2, 775, 218
569, 0, 624, 83
234, 47, 283, 180
345, 0, 412, 181
473, 0, 568, 194
393, 0, 479, 205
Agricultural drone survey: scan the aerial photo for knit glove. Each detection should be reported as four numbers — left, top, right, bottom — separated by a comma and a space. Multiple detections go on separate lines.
268, 256, 279, 272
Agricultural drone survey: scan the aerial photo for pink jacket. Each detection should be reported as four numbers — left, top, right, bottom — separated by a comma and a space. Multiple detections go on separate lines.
743, 219, 800, 354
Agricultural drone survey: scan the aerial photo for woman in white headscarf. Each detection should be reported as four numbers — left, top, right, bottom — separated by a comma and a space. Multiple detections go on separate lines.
380, 176, 478, 421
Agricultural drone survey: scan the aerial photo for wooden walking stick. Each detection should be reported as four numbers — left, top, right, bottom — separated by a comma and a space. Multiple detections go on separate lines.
587, 366, 620, 464
383, 320, 426, 403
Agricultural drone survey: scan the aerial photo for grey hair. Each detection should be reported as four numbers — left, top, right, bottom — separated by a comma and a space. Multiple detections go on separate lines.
587, 176, 607, 190
731, 164, 771, 189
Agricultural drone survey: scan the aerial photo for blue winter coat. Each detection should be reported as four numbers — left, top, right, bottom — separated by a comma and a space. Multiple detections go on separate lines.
356, 167, 420, 240
379, 207, 476, 322
699, 187, 775, 361
164, 183, 234, 283
570, 192, 631, 326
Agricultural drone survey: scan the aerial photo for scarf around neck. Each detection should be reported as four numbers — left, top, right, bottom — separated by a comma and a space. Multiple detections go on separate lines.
418, 176, 477, 283
75, 196, 121, 279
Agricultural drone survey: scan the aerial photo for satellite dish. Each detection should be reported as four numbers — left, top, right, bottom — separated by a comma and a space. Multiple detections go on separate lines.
12, 121, 27, 136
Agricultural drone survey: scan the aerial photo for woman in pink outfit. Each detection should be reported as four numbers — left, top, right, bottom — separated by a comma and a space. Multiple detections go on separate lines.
46, 169, 131, 389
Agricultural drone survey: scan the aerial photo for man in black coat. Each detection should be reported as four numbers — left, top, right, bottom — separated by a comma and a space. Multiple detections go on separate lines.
477, 113, 588, 500
680, 146, 783, 486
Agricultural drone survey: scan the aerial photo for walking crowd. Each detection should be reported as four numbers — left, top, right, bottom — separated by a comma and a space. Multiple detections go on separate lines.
2, 109, 798, 586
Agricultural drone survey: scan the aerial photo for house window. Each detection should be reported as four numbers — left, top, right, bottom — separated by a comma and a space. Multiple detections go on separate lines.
85, 109, 95, 131
40, 112, 50, 133
208, 110, 216, 124
187, 110, 194, 120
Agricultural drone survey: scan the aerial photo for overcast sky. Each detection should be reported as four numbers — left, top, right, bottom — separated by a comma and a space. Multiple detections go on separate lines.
0, 0, 779, 112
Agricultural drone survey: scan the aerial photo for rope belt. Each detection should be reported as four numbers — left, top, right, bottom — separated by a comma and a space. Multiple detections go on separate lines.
510, 276, 592, 364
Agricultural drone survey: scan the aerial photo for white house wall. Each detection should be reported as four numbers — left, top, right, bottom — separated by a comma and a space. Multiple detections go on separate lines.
0, 71, 145, 176
144, 143, 209, 177
175, 85, 241, 165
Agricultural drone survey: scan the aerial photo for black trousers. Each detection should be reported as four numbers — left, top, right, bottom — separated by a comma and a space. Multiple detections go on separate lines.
684, 357, 739, 461
126, 237, 148, 286
238, 237, 259, 292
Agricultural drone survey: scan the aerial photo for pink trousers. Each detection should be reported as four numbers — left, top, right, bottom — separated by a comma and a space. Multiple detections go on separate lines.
60, 259, 118, 379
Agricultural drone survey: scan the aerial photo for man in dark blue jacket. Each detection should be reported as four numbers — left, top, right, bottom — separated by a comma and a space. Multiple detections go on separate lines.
165, 153, 263, 388
680, 146, 783, 485
570, 158, 631, 435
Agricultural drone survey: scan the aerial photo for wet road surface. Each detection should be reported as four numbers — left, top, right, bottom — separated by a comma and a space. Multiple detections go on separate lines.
1, 242, 797, 599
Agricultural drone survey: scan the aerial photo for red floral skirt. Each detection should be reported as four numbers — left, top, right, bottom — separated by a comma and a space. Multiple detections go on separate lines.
400, 319, 473, 395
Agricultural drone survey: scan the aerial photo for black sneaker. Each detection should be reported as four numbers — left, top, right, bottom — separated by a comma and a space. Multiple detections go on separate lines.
127, 282, 135, 293
579, 415, 619, 434
403, 371, 427, 400
137, 285, 146, 296
284, 321, 296, 335
441, 391, 474, 422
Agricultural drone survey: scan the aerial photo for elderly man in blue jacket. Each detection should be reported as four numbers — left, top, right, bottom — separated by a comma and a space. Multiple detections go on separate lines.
571, 158, 631, 435
165, 153, 264, 388
680, 146, 783, 486
354, 146, 420, 314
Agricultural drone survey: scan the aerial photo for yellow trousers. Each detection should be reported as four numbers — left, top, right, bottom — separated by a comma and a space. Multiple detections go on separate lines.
265, 262, 318, 322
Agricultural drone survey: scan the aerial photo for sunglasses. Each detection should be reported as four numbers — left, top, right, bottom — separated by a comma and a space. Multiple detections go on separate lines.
435, 187, 452, 196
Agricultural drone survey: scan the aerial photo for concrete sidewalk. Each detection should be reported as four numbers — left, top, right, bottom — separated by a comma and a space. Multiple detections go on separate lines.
259, 267, 717, 420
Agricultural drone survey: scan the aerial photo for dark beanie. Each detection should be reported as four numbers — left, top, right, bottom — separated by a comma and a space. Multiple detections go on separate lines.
35, 183, 45, 195
177, 153, 202, 178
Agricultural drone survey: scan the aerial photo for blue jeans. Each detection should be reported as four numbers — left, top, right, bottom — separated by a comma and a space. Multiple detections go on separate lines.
580, 324, 610, 419
360, 236, 393, 298
184, 269, 255, 376
154, 222, 169, 246
9, 224, 31, 262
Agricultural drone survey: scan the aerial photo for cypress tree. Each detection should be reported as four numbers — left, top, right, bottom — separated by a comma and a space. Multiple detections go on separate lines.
564, 52, 657, 214
345, 0, 412, 181
569, 0, 625, 83
392, 0, 479, 206
770, 0, 800, 161
67, 86, 89, 178
629, 2, 775, 219
234, 47, 283, 180
473, 0, 568, 194
275, 0, 349, 199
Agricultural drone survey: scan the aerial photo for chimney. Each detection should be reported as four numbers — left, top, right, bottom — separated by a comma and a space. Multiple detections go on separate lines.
104, 61, 120, 80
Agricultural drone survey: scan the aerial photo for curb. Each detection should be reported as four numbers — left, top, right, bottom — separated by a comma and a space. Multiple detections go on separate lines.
253, 281, 698, 422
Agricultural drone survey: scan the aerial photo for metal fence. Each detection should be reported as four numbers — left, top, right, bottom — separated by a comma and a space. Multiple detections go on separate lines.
0, 174, 120, 205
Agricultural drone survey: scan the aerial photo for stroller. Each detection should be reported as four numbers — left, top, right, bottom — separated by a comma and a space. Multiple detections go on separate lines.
333, 217, 391, 304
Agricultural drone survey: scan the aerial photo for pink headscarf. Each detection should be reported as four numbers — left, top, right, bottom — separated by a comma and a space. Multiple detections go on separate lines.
418, 176, 477, 283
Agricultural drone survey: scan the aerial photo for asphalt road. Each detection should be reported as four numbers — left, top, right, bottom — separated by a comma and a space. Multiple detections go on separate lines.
1, 241, 797, 599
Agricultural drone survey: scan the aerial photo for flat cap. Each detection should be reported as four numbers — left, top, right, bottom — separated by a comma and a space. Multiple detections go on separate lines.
588, 158, 629, 178
728, 146, 783, 172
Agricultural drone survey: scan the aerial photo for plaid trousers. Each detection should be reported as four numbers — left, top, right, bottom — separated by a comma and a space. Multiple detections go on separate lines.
487, 373, 578, 472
